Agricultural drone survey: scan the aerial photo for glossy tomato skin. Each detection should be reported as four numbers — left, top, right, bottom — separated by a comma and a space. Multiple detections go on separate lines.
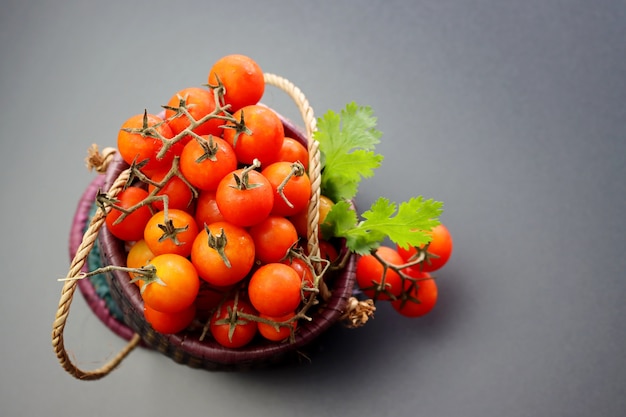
164, 86, 223, 142
105, 186, 153, 242
179, 136, 237, 191
208, 54, 265, 112
190, 221, 255, 287
222, 104, 285, 166
248, 263, 302, 317
355, 246, 405, 301
215, 168, 274, 227
194, 190, 225, 229
248, 216, 299, 264
210, 297, 258, 348
397, 223, 453, 272
126, 239, 155, 287
143, 209, 199, 257
141, 254, 200, 314
147, 170, 194, 212
144, 303, 196, 334
261, 161, 311, 217
276, 137, 309, 170
117, 113, 179, 176
391, 270, 438, 318
282, 256, 315, 290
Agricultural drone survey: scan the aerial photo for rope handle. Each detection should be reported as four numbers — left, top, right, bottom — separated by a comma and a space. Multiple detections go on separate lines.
51, 73, 331, 380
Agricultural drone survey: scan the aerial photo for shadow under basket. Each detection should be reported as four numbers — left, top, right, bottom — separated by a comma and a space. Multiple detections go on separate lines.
90, 115, 358, 371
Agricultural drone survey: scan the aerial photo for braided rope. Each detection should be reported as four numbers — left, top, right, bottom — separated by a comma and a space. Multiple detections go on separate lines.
51, 167, 141, 380
263, 73, 321, 261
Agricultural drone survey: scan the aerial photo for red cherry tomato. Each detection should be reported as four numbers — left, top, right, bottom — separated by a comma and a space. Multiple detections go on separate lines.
105, 186, 153, 242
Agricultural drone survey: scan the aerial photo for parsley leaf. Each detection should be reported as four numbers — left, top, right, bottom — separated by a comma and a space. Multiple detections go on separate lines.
315, 102, 383, 202
322, 197, 443, 255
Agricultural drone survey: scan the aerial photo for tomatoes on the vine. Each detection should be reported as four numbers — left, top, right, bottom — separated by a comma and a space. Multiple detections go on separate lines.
397, 223, 453, 272
141, 253, 200, 314
207, 54, 265, 113
215, 166, 274, 227
355, 246, 405, 301
248, 263, 302, 317
391, 270, 438, 318
147, 170, 194, 212
164, 86, 223, 142
210, 297, 258, 348
105, 186, 153, 242
222, 104, 285, 166
117, 112, 180, 176
179, 135, 238, 191
290, 195, 334, 238
143, 209, 199, 257
190, 221, 255, 287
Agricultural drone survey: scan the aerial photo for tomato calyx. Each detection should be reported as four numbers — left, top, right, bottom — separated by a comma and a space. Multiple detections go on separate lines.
211, 294, 252, 343
193, 135, 221, 163
230, 159, 263, 190
156, 218, 189, 246
221, 107, 252, 148
204, 225, 232, 268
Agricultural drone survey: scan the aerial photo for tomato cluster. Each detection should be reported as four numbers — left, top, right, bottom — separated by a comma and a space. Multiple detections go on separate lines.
104, 54, 333, 348
355, 223, 453, 318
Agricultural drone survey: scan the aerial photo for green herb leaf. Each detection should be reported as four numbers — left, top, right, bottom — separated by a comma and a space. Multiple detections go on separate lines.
323, 197, 443, 255
315, 102, 383, 202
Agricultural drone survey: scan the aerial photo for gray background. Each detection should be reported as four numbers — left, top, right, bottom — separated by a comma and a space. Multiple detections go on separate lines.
1, 0, 625, 416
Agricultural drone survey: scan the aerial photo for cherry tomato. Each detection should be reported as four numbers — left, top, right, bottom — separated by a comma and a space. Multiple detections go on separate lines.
194, 190, 225, 229
210, 297, 258, 348
397, 223, 453, 272
261, 161, 311, 217
276, 137, 309, 170
126, 239, 155, 287
257, 311, 297, 342
179, 135, 238, 191
144, 302, 196, 334
208, 54, 265, 112
215, 166, 274, 227
190, 221, 255, 287
141, 253, 200, 313
356, 246, 405, 301
290, 195, 334, 238
105, 186, 153, 242
117, 112, 179, 176
391, 271, 438, 318
248, 216, 299, 264
248, 263, 302, 317
222, 104, 285, 166
164, 86, 223, 142
143, 209, 199, 257
282, 256, 315, 290
147, 170, 194, 212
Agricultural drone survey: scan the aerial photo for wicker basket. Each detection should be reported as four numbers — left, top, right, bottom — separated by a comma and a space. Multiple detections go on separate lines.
53, 74, 367, 379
